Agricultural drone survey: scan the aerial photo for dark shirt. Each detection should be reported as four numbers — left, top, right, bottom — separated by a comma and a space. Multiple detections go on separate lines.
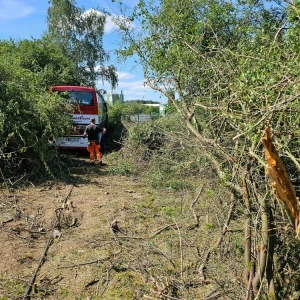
84, 124, 103, 141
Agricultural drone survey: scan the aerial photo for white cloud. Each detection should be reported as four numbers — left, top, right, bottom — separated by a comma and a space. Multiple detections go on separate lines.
117, 72, 135, 80
118, 80, 148, 91
0, 0, 34, 20
105, 15, 119, 34
97, 77, 154, 99
106, 14, 135, 34
116, 80, 157, 100
96, 68, 165, 101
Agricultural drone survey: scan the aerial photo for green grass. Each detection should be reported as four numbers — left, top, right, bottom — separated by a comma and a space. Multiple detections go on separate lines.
0, 278, 25, 298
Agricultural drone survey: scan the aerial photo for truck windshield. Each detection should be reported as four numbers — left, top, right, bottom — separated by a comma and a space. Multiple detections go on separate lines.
59, 91, 94, 106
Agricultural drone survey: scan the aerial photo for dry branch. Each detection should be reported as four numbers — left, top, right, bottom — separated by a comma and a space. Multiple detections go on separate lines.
23, 182, 76, 300
1, 217, 13, 225
261, 126, 300, 236
149, 224, 177, 239
58, 250, 121, 269
112, 223, 178, 240
160, 294, 181, 300
150, 247, 176, 268
242, 178, 252, 289
189, 185, 205, 227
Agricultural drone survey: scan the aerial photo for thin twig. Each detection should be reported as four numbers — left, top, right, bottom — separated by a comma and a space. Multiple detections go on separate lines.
174, 220, 183, 281
149, 224, 177, 239
189, 185, 205, 227
23, 182, 76, 300
58, 250, 121, 269
109, 223, 178, 241
160, 294, 181, 300
150, 247, 176, 268
1, 218, 14, 225
0, 167, 9, 196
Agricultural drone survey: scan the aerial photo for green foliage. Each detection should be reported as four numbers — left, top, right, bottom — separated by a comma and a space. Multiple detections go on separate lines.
0, 38, 77, 88
109, 113, 204, 189
205, 223, 216, 230
124, 101, 150, 115
47, 0, 117, 88
0, 39, 75, 184
106, 102, 127, 150
109, 161, 133, 175
106, 101, 160, 150
58, 287, 69, 297
115, 0, 300, 297
160, 205, 178, 217
108, 102, 125, 129
123, 101, 159, 115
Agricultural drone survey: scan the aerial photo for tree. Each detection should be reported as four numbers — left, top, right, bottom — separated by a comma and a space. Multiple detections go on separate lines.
47, 0, 117, 88
116, 0, 300, 298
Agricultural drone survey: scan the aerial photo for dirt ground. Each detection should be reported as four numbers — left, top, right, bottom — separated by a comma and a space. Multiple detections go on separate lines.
0, 155, 147, 298
1, 155, 206, 300
1, 151, 236, 300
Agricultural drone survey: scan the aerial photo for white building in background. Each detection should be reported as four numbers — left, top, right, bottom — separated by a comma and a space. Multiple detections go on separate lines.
159, 104, 167, 116
106, 91, 124, 106
144, 103, 167, 116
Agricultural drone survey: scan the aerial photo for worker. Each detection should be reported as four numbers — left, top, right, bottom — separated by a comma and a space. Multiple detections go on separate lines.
83, 117, 106, 164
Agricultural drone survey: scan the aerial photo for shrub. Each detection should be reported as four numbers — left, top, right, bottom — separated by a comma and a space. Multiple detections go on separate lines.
0, 39, 75, 186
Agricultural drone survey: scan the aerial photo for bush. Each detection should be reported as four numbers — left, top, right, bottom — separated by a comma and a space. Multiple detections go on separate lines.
107, 113, 211, 190
0, 39, 75, 186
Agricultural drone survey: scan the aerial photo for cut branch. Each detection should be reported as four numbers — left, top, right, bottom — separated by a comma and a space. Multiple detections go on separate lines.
261, 126, 300, 237
23, 182, 76, 299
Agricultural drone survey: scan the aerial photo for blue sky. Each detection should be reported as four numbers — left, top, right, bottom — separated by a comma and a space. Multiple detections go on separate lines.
0, 0, 167, 103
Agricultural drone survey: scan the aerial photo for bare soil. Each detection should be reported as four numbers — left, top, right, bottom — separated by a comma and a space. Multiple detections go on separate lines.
0, 155, 204, 300
0, 155, 236, 300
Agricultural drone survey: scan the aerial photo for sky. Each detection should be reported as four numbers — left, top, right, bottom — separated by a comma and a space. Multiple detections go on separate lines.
0, 0, 167, 103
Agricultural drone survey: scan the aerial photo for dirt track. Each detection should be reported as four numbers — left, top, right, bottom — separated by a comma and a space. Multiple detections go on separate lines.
0, 158, 156, 299
1, 155, 221, 300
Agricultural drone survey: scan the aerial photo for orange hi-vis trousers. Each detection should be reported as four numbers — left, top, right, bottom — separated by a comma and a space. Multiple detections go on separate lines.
87, 142, 101, 161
